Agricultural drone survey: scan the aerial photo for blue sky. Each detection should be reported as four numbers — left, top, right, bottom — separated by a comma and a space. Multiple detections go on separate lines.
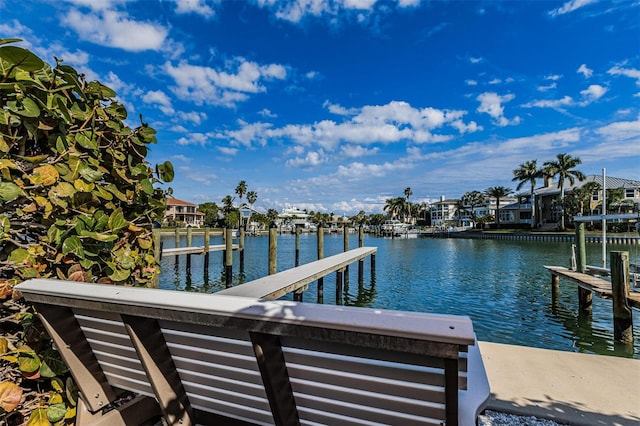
1, 0, 639, 215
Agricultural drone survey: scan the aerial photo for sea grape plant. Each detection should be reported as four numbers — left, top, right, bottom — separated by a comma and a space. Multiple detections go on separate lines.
0, 38, 173, 424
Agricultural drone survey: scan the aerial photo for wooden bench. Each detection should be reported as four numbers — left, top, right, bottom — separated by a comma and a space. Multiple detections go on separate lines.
16, 279, 490, 426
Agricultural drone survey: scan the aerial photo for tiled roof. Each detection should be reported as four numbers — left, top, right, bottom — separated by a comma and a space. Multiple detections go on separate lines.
166, 197, 197, 207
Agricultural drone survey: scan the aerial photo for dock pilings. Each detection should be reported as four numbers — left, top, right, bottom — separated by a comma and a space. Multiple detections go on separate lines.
611, 251, 633, 343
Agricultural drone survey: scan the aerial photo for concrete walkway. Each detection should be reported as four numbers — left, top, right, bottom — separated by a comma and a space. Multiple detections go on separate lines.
479, 342, 640, 426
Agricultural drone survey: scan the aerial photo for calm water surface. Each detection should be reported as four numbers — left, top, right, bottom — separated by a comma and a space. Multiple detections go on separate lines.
159, 233, 640, 359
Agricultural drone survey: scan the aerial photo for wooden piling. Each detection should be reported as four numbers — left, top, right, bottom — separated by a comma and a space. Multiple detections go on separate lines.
295, 227, 300, 267
225, 227, 233, 288
317, 223, 324, 303
186, 227, 193, 275
358, 225, 364, 282
174, 227, 180, 264
239, 227, 245, 268
343, 223, 349, 286
575, 222, 586, 273
269, 222, 277, 275
204, 227, 210, 274
551, 273, 559, 302
578, 286, 592, 312
611, 251, 633, 343
336, 269, 343, 305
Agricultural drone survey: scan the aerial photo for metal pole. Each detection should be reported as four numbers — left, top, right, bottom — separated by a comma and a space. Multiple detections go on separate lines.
602, 168, 607, 268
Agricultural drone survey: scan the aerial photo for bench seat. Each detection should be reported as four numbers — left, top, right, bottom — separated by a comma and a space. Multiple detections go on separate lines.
16, 279, 489, 426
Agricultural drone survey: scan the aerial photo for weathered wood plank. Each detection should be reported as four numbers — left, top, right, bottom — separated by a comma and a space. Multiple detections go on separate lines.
217, 246, 377, 299
544, 265, 640, 309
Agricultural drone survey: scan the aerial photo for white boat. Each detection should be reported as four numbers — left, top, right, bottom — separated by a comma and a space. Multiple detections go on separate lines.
381, 220, 408, 235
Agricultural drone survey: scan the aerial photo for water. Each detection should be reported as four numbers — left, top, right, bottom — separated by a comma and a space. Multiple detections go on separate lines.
159, 233, 640, 359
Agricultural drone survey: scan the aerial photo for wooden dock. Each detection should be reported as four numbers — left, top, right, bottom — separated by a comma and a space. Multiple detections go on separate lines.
544, 265, 640, 309
217, 246, 377, 299
162, 244, 239, 257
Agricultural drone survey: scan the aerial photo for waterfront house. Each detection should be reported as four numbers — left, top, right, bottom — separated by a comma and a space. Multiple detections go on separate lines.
430, 197, 462, 227
164, 197, 205, 227
534, 175, 640, 228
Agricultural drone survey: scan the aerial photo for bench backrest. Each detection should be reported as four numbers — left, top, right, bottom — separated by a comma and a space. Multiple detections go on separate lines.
16, 279, 487, 426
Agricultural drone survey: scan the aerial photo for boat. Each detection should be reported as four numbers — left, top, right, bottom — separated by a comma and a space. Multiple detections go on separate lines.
381, 220, 408, 236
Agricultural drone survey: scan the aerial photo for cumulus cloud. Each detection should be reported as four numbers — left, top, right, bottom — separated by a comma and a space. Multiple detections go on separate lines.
608, 64, 640, 86
476, 92, 520, 126
595, 116, 640, 141
218, 146, 239, 155
340, 145, 380, 158
538, 83, 557, 92
143, 90, 174, 115
164, 59, 287, 107
177, 132, 210, 146
465, 79, 478, 86
549, 0, 596, 17
259, 108, 278, 118
175, 0, 216, 18
577, 64, 593, 78
286, 150, 327, 167
62, 8, 169, 51
579, 84, 607, 102
215, 100, 479, 151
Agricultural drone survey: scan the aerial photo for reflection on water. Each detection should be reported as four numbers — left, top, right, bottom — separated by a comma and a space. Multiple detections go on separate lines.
159, 233, 640, 359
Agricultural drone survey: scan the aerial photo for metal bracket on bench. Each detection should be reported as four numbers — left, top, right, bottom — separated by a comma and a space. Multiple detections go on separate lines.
121, 315, 195, 426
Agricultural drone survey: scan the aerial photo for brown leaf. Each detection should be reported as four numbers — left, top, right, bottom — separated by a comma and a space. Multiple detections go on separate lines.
68, 270, 86, 282
0, 381, 23, 412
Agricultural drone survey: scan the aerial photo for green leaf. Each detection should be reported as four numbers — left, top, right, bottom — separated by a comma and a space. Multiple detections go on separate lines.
140, 178, 154, 195
8, 248, 29, 264
0, 46, 45, 71
0, 215, 10, 238
106, 264, 130, 282
79, 230, 118, 242
47, 403, 67, 423
157, 161, 174, 183
108, 209, 129, 232
61, 236, 84, 257
75, 132, 98, 150
6, 97, 40, 117
0, 38, 23, 46
17, 349, 40, 373
79, 167, 103, 182
0, 182, 22, 201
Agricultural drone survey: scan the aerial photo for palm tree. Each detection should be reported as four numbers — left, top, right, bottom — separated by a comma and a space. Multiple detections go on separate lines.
512, 160, 542, 228
383, 197, 405, 221
461, 191, 486, 227
543, 153, 586, 230
485, 186, 513, 229
246, 190, 258, 232
404, 187, 413, 223
235, 181, 247, 229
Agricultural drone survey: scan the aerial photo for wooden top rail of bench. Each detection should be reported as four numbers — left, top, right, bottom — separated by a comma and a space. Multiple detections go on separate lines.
217, 246, 377, 299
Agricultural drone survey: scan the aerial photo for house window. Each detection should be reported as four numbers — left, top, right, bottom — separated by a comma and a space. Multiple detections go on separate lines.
625, 189, 635, 198
520, 211, 532, 220
592, 191, 599, 201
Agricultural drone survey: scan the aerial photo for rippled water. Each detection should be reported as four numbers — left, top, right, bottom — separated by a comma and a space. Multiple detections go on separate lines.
159, 233, 640, 359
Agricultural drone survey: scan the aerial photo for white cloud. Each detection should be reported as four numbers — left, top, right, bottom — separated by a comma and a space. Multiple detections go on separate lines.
143, 90, 174, 115
218, 146, 239, 156
176, 111, 207, 126
215, 100, 479, 150
549, 0, 596, 17
306, 71, 320, 79
175, 0, 216, 17
177, 132, 209, 146
595, 116, 640, 141
62, 8, 169, 51
579, 84, 607, 103
286, 150, 327, 167
545, 74, 562, 81
469, 57, 482, 64
340, 145, 380, 158
476, 92, 520, 126
465, 79, 478, 86
259, 108, 278, 118
164, 59, 287, 107
538, 82, 557, 92
608, 64, 640, 86
171, 154, 191, 162
324, 101, 358, 116
488, 78, 502, 85
522, 96, 574, 109
577, 64, 593, 78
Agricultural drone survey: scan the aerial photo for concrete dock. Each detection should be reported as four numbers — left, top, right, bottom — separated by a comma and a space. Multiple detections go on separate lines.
479, 342, 640, 426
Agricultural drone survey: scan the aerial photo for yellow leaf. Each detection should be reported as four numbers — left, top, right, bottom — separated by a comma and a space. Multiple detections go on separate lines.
0, 381, 23, 412
27, 408, 49, 426
0, 337, 7, 354
49, 392, 63, 404
30, 164, 59, 187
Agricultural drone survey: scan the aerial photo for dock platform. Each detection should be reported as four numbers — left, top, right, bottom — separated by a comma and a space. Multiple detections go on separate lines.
162, 244, 239, 256
544, 265, 640, 309
217, 246, 377, 299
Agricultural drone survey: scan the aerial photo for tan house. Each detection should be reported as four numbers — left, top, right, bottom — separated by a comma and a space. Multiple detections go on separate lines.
534, 175, 640, 227
164, 197, 205, 227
